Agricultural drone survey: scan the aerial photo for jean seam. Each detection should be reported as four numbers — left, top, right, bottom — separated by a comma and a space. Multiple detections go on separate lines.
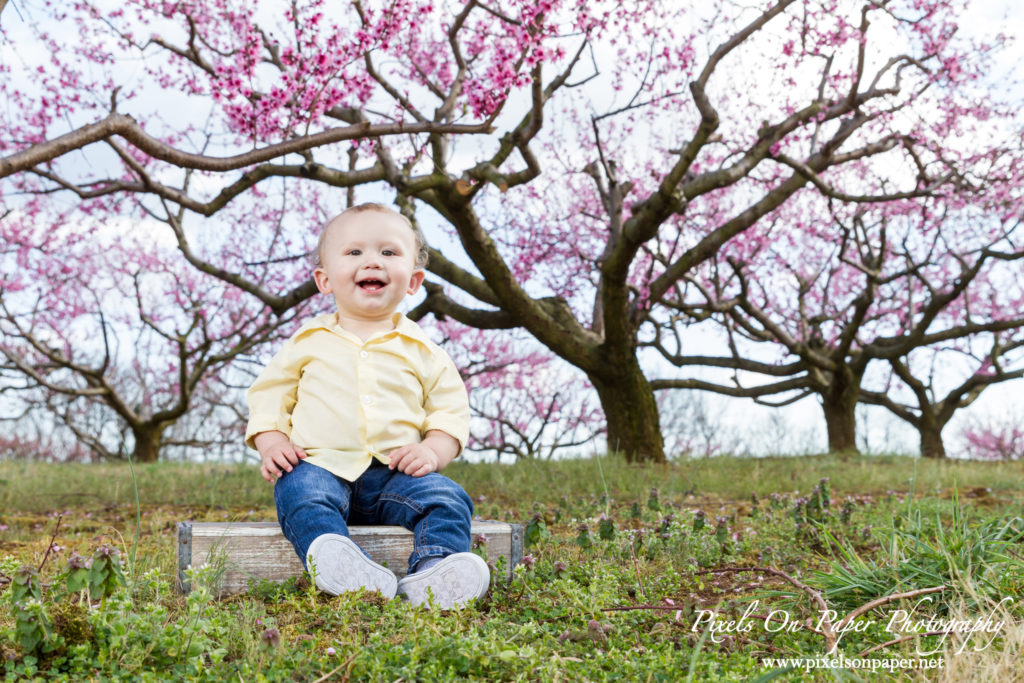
379, 492, 425, 515
419, 516, 429, 554
412, 545, 449, 554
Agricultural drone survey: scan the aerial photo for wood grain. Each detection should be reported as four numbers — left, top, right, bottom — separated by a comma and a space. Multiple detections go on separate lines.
178, 520, 522, 595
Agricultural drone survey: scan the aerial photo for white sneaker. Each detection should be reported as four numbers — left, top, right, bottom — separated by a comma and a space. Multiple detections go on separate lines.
397, 553, 490, 608
306, 534, 397, 598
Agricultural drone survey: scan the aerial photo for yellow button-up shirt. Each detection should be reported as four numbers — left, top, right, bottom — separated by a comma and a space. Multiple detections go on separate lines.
245, 312, 469, 481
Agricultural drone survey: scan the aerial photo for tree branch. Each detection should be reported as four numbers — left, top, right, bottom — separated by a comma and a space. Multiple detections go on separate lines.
1, 113, 495, 178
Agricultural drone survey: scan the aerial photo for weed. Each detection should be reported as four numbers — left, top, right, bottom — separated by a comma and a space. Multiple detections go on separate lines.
814, 496, 1024, 614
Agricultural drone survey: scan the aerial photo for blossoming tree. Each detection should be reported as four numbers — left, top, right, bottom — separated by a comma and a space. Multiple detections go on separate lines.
651, 191, 1024, 456
432, 323, 604, 460
0, 200, 314, 461
861, 337, 1024, 458
2, 0, 1021, 461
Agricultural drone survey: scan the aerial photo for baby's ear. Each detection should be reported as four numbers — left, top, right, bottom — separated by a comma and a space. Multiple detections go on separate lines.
406, 269, 426, 296
314, 267, 332, 294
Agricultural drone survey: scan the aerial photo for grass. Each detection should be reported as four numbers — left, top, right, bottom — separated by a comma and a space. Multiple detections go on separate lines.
0, 461, 273, 512
1, 455, 1022, 681
3, 453, 1021, 512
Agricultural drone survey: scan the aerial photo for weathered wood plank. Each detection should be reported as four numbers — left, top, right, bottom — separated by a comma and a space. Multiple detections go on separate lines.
177, 520, 522, 596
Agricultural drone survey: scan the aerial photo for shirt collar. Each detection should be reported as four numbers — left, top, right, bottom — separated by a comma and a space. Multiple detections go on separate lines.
295, 311, 433, 347
391, 312, 433, 346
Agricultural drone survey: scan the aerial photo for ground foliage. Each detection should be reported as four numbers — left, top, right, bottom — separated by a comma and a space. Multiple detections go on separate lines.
0, 456, 1022, 681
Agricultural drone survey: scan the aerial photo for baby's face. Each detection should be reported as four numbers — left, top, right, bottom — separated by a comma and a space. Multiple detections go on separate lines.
314, 211, 424, 324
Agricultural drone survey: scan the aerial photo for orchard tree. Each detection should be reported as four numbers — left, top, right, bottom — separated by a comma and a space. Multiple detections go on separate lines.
432, 322, 604, 460
2, 0, 1021, 462
650, 196, 1024, 455
0, 202, 313, 462
860, 335, 1024, 458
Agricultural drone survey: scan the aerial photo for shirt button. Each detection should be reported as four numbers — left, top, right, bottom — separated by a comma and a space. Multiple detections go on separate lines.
362, 396, 372, 405
360, 351, 369, 359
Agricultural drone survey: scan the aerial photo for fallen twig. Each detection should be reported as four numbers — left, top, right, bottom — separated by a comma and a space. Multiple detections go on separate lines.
856, 630, 950, 658
629, 536, 648, 602
38, 513, 64, 572
834, 585, 947, 634
311, 651, 358, 683
538, 601, 688, 626
536, 613, 573, 625
695, 566, 837, 652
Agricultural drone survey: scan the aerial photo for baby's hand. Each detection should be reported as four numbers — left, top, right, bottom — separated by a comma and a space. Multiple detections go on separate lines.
255, 431, 306, 482
387, 442, 441, 478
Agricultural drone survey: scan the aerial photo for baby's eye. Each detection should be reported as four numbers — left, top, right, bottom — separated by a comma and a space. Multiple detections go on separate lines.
347, 249, 362, 256
382, 249, 397, 256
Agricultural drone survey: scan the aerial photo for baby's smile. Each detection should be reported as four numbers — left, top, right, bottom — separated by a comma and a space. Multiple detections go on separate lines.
313, 208, 425, 334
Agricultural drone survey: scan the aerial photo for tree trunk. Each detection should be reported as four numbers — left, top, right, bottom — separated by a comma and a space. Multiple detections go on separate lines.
131, 425, 165, 463
821, 375, 860, 454
918, 418, 947, 459
590, 356, 666, 463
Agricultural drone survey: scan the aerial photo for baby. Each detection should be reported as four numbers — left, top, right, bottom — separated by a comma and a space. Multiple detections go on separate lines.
246, 203, 489, 608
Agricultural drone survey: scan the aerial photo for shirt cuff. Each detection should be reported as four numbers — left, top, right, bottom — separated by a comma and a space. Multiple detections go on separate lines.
423, 417, 469, 456
245, 415, 292, 450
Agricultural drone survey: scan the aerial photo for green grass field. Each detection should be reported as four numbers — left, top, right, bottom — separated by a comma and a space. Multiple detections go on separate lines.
1, 455, 1022, 680
4, 453, 1022, 511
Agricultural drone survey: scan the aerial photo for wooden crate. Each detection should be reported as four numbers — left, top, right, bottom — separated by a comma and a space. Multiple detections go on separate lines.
177, 520, 523, 596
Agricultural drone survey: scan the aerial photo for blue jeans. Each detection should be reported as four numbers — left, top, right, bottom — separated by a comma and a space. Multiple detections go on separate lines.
273, 459, 474, 575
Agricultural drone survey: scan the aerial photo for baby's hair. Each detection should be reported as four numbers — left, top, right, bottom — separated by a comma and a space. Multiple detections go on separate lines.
315, 203, 429, 269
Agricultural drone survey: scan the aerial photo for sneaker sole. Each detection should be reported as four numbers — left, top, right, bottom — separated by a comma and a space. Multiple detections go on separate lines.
397, 552, 490, 608
307, 534, 398, 598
